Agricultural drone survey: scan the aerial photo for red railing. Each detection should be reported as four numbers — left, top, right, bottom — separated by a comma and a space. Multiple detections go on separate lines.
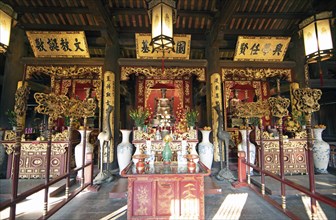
233, 128, 336, 219
0, 125, 94, 220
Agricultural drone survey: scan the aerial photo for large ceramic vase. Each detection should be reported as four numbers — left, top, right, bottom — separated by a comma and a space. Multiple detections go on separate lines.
75, 130, 94, 179
198, 129, 214, 169
238, 129, 256, 174
312, 128, 330, 174
117, 129, 133, 174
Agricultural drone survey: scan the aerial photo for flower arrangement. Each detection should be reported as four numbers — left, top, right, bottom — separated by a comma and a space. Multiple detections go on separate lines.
185, 109, 199, 127
314, 124, 326, 129
129, 107, 149, 128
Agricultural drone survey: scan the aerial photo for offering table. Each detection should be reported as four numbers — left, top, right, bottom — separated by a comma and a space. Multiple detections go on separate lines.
121, 161, 210, 219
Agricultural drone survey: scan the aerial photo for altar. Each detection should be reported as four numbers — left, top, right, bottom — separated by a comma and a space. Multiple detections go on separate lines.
132, 128, 198, 164
121, 161, 210, 219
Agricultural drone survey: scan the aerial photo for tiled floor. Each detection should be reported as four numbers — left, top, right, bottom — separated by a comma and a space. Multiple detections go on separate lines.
1, 167, 335, 220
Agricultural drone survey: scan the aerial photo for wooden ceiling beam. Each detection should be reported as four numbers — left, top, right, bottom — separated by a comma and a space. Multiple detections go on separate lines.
232, 12, 307, 19
221, 28, 293, 36
208, 0, 241, 47
84, 0, 118, 45
19, 24, 104, 31
13, 6, 91, 14
110, 8, 214, 19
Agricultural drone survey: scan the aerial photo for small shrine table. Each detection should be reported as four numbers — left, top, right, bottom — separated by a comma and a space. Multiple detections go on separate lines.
121, 161, 210, 219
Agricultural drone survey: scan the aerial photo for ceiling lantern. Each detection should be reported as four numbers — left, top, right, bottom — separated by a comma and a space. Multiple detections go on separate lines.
147, 0, 177, 54
0, 2, 16, 53
299, 11, 334, 63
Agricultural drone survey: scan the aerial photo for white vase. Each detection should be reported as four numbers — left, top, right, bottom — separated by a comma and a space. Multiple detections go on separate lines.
75, 130, 94, 179
198, 129, 214, 169
117, 129, 133, 174
238, 129, 256, 174
312, 128, 330, 174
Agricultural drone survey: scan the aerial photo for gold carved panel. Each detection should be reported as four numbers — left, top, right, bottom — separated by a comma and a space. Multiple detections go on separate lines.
121, 66, 205, 81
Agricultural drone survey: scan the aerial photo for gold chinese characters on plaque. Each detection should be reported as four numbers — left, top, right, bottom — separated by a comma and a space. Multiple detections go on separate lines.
26, 31, 90, 58
136, 33, 191, 59
234, 36, 290, 62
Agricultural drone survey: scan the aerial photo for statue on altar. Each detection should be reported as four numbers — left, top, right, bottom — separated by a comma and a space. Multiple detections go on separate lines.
153, 88, 175, 127
228, 89, 243, 127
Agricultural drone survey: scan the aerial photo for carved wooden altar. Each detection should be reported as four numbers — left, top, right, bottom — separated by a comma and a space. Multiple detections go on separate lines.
255, 139, 307, 175
2, 141, 68, 179
121, 161, 210, 219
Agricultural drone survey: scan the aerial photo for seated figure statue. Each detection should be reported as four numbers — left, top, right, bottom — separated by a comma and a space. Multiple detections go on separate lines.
228, 89, 243, 127
153, 88, 174, 127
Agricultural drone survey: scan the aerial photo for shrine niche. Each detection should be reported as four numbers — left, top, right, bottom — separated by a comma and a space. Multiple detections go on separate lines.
221, 67, 292, 130
121, 66, 205, 129
25, 65, 103, 129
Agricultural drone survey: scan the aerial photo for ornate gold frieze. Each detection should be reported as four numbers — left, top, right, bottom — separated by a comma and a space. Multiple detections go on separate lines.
222, 68, 292, 81
121, 66, 205, 81
26, 65, 102, 80
268, 96, 290, 118
3, 142, 68, 154
262, 140, 307, 150
292, 88, 322, 114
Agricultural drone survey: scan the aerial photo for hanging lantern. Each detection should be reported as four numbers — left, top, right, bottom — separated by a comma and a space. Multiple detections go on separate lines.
0, 2, 16, 53
147, 0, 177, 53
299, 11, 334, 63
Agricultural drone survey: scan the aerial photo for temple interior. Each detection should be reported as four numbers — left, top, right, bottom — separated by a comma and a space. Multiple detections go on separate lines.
0, 0, 335, 219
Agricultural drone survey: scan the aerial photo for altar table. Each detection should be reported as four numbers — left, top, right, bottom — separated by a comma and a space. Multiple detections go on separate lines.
255, 138, 308, 175
121, 161, 210, 219
1, 141, 68, 179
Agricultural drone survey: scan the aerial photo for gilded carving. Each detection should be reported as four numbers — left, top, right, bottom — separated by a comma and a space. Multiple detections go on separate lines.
4, 130, 16, 141
61, 80, 71, 95
3, 142, 68, 155
268, 96, 290, 118
222, 68, 292, 81
52, 130, 69, 141
14, 85, 30, 118
157, 182, 174, 213
235, 100, 270, 119
26, 66, 102, 80
135, 186, 149, 215
292, 88, 322, 114
121, 66, 205, 81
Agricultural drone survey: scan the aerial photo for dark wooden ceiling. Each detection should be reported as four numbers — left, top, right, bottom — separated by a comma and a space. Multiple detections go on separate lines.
3, 0, 336, 60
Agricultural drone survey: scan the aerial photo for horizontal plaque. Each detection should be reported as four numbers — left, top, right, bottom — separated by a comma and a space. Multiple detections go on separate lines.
26, 31, 90, 58
234, 36, 290, 62
136, 33, 190, 59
